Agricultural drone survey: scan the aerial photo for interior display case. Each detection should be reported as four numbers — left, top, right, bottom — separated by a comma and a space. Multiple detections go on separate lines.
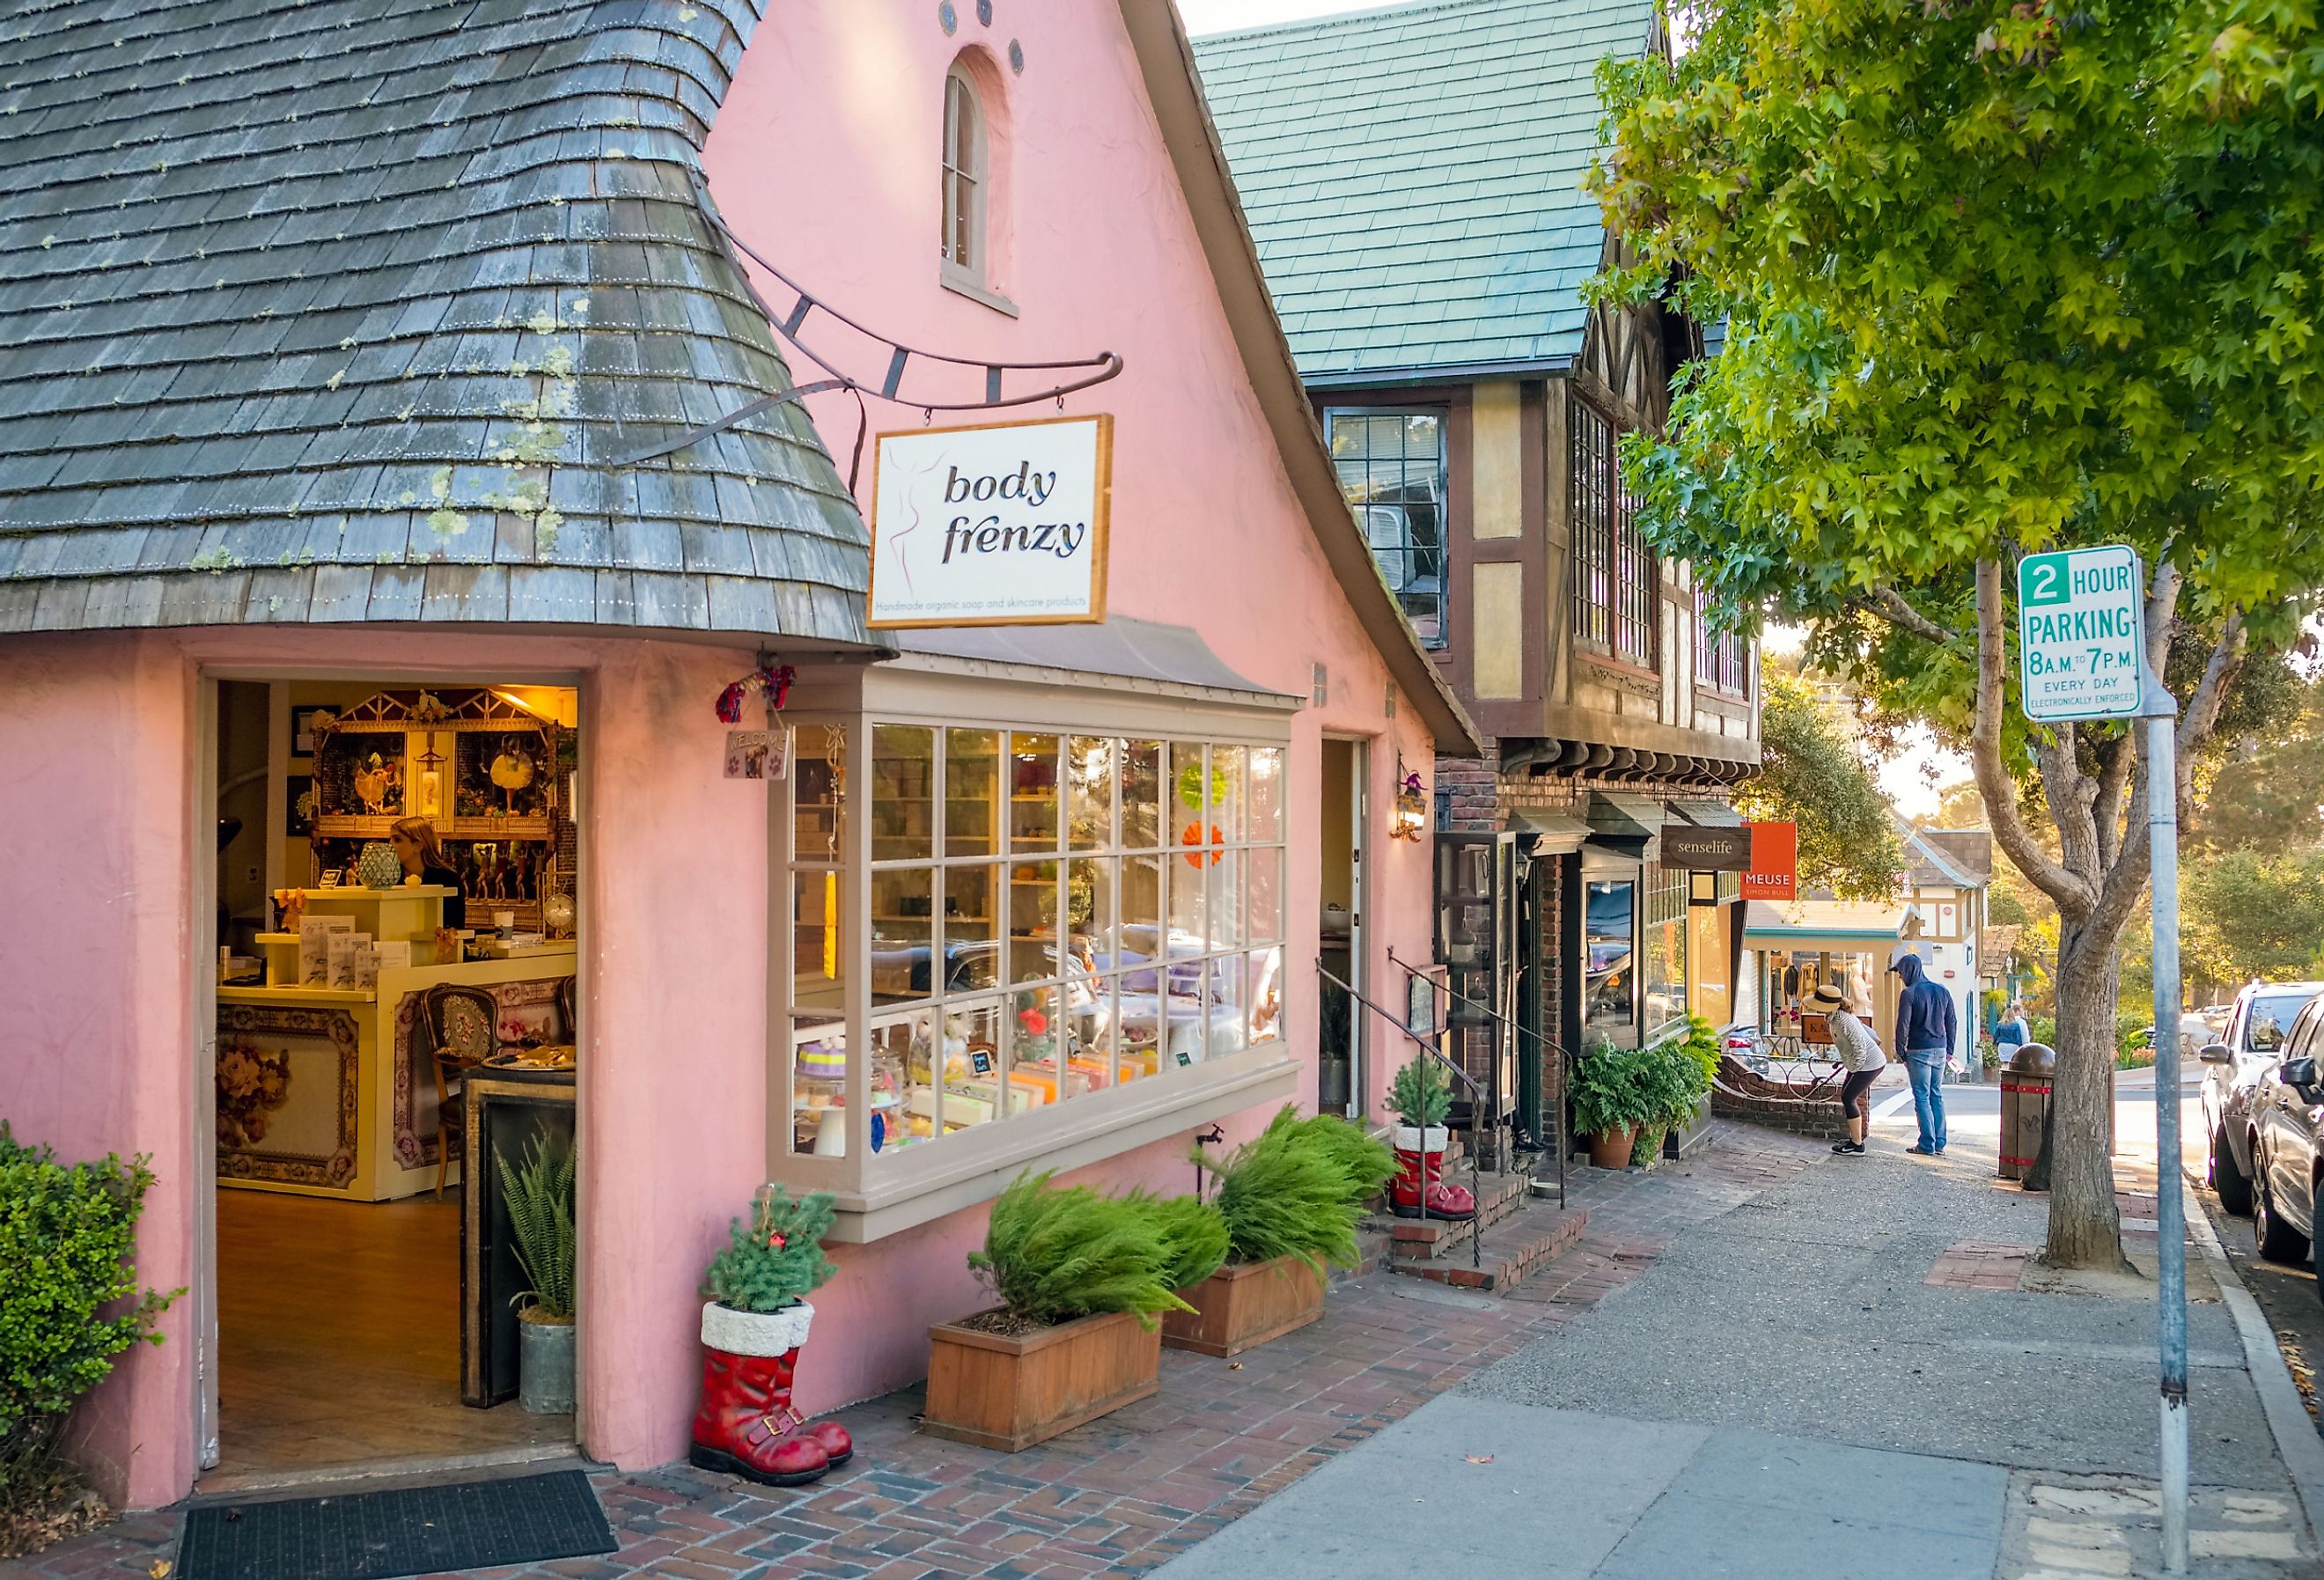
307, 688, 572, 932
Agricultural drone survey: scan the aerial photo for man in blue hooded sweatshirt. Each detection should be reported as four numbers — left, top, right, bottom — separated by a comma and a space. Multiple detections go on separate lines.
1890, 951, 1957, 1155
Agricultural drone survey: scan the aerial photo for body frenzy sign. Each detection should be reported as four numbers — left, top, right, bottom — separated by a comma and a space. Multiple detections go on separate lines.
2017, 545, 2143, 721
866, 414, 1112, 628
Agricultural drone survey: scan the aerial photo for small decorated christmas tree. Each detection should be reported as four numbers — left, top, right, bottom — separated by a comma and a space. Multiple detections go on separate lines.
1388, 1055, 1451, 1130
702, 1186, 839, 1313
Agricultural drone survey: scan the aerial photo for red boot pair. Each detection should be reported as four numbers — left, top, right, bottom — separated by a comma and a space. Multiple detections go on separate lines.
1390, 1124, 1476, 1221
690, 1304, 853, 1487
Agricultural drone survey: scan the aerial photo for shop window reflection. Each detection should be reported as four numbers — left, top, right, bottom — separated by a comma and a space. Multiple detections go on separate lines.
1122, 740, 1162, 849
945, 728, 999, 857
1585, 879, 1635, 1040
1011, 732, 1060, 849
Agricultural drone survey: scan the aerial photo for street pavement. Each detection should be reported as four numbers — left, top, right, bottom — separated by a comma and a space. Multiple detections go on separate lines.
1155, 1063, 2320, 1580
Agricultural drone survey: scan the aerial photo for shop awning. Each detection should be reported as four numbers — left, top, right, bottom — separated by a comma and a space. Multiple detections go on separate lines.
893, 617, 1304, 708
1673, 800, 1743, 827
1506, 808, 1591, 853
1742, 899, 1907, 949
1586, 792, 1666, 840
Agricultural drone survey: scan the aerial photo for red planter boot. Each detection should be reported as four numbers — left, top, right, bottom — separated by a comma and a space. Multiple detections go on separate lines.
690, 1301, 840, 1487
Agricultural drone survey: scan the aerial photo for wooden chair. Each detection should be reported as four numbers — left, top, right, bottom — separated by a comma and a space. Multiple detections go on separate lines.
423, 983, 499, 1197
554, 974, 578, 1047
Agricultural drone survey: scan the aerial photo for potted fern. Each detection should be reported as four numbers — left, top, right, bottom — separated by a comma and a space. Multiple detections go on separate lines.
923, 1172, 1210, 1451
1167, 1106, 1394, 1357
493, 1132, 576, 1414
1387, 1055, 1474, 1220
690, 1187, 848, 1487
1571, 1035, 1660, 1168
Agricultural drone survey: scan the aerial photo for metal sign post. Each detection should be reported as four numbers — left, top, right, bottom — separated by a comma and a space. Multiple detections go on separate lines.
2018, 545, 2187, 1572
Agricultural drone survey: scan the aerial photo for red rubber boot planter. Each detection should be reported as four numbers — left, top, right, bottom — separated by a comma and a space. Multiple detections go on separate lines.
690, 1301, 846, 1486
1392, 1125, 1475, 1221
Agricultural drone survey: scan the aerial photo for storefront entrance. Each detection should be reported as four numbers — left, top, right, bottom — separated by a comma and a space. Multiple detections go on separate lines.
1316, 738, 1366, 1116
200, 677, 583, 1484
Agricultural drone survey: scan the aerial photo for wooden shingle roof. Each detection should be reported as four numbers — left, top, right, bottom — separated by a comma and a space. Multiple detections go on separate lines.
0, 0, 870, 641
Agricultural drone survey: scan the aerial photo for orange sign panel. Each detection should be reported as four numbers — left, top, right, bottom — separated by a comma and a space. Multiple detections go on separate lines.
1742, 821, 1798, 900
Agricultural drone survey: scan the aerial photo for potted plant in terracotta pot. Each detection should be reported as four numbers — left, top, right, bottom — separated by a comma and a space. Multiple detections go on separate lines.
689, 1187, 850, 1488
1572, 1035, 1659, 1169
1387, 1055, 1474, 1220
923, 1171, 1204, 1451
1166, 1106, 1395, 1356
494, 1132, 576, 1414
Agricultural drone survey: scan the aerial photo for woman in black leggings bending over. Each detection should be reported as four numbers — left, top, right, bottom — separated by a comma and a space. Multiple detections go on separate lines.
1813, 981, 1886, 1155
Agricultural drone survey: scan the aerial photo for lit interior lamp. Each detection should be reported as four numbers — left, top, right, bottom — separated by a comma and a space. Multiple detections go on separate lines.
1689, 869, 1719, 906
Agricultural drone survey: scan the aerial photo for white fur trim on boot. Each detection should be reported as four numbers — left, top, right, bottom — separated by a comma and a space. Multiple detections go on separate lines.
700, 1299, 813, 1356
1391, 1125, 1448, 1153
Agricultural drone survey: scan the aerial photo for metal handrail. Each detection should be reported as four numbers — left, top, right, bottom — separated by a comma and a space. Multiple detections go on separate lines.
1387, 951, 1567, 1212
1315, 959, 1484, 1272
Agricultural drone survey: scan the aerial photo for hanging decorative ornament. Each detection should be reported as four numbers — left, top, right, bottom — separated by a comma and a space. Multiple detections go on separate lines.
716, 664, 797, 724
1180, 821, 1225, 868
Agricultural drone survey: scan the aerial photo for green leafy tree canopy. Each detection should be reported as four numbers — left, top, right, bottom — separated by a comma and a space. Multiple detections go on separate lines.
1735, 672, 1901, 900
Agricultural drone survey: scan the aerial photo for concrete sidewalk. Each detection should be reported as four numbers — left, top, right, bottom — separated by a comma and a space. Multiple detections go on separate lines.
1155, 1109, 2319, 1580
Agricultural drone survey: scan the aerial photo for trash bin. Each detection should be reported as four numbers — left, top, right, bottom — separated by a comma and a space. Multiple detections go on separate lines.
1999, 1043, 2056, 1181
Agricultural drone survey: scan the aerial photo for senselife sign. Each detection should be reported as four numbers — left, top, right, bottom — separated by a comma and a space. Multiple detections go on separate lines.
866, 415, 1112, 628
2017, 545, 2143, 721
1659, 825, 1752, 871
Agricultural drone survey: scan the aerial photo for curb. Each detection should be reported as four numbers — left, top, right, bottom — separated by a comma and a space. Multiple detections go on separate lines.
2180, 1168, 2324, 1547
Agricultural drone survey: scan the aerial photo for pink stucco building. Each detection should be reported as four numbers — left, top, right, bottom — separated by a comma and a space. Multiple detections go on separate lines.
0, 0, 1475, 1508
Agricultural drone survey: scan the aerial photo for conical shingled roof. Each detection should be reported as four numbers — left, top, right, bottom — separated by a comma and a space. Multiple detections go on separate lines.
0, 0, 871, 642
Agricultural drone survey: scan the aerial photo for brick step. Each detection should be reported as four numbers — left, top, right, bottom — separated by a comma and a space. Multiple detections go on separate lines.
1361, 1166, 1532, 1259
1389, 1202, 1590, 1293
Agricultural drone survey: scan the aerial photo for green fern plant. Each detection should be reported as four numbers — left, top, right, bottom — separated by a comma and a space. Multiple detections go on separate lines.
1122, 1189, 1230, 1290
970, 1172, 1194, 1329
1197, 1106, 1384, 1273
494, 1132, 576, 1321
702, 1187, 838, 1313
1388, 1055, 1451, 1129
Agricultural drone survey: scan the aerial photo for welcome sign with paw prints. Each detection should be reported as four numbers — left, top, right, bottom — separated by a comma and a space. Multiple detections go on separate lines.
865, 414, 1112, 628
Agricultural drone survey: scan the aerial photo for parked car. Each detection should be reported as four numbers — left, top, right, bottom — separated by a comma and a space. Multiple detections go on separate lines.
2201, 981, 2324, 1216
2243, 994, 2324, 1292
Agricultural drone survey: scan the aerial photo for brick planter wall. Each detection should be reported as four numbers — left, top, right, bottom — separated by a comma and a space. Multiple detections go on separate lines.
1710, 1057, 1848, 1140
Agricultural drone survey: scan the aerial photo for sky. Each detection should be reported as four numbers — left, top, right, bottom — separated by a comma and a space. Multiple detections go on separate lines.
1176, 0, 1412, 35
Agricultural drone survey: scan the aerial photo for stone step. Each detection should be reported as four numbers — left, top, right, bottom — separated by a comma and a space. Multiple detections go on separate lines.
1388, 1202, 1590, 1294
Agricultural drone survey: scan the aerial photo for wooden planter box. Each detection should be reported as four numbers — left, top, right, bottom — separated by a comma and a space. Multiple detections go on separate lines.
923, 1309, 1160, 1451
1162, 1255, 1325, 1357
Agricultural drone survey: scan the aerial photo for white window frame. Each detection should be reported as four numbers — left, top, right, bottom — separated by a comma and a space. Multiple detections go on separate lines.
772, 665, 1298, 1242
940, 66, 1017, 316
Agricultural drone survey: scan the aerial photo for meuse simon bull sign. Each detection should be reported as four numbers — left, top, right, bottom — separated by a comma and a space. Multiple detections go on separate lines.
866, 414, 1112, 628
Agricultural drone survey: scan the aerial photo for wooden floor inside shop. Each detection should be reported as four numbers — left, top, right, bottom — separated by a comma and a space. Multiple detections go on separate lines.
212, 1189, 571, 1481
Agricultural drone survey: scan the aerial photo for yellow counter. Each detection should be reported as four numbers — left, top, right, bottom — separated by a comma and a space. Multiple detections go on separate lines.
216, 947, 577, 1201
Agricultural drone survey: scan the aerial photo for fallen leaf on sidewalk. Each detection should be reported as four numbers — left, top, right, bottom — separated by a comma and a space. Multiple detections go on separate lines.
149, 1563, 172, 1579
1227, 1362, 1242, 1371
1463, 1454, 1495, 1464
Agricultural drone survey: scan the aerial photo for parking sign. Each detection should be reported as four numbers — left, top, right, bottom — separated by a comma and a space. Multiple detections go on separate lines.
2017, 546, 2144, 721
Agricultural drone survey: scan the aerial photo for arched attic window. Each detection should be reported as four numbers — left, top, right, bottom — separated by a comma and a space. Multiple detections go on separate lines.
940, 56, 1015, 315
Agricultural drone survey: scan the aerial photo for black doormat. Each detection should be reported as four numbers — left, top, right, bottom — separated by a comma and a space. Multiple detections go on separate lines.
176, 1468, 617, 1580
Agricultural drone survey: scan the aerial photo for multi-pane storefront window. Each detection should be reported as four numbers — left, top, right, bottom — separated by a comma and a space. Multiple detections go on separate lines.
1696, 618, 1748, 696
1325, 409, 1446, 647
1641, 867, 1688, 1040
789, 724, 1289, 1159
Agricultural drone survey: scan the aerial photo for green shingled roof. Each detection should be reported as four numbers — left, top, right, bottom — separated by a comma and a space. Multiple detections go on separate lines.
1192, 0, 1658, 385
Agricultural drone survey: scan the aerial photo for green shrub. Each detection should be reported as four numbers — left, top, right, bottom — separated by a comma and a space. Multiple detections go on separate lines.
1122, 1190, 1230, 1290
1570, 1037, 1663, 1139
971, 1172, 1193, 1329
0, 1124, 179, 1501
702, 1187, 838, 1314
495, 1132, 577, 1321
1675, 1016, 1724, 1094
1197, 1106, 1386, 1273
1388, 1055, 1452, 1129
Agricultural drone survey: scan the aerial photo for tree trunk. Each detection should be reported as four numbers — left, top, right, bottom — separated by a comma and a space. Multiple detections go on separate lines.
2044, 921, 2131, 1272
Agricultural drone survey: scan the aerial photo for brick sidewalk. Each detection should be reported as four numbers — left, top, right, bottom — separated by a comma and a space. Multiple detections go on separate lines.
19, 1123, 1820, 1580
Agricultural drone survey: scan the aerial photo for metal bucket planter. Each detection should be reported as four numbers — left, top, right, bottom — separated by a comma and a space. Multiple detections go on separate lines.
518, 1311, 576, 1413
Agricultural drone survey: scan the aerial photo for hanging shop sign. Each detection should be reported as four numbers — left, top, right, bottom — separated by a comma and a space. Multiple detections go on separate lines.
866, 414, 1113, 628
2017, 544, 2144, 721
1740, 820, 1798, 900
1658, 825, 1751, 871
